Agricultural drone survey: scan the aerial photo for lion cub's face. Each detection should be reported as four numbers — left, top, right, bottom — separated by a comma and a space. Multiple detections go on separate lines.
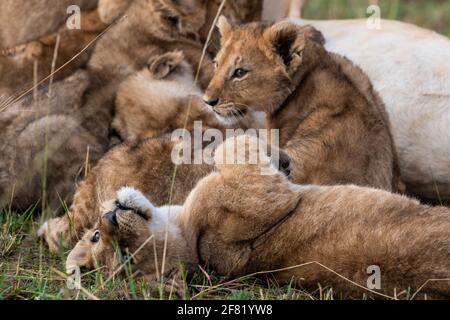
204, 18, 322, 124
66, 188, 154, 275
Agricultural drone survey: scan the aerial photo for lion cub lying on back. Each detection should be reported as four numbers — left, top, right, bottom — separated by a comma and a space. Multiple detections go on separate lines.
204, 18, 402, 191
68, 135, 450, 299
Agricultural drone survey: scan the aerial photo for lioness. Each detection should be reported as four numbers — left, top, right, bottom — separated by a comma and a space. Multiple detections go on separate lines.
67, 135, 450, 299
203, 18, 401, 191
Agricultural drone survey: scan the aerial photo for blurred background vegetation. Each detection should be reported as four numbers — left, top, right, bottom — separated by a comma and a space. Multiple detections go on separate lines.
302, 0, 450, 36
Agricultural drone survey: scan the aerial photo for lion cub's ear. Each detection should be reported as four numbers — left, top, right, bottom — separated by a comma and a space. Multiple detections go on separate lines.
263, 22, 306, 76
216, 15, 233, 38
147, 50, 185, 79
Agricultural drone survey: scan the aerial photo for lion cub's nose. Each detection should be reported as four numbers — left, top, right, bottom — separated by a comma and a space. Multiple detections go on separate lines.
204, 97, 219, 107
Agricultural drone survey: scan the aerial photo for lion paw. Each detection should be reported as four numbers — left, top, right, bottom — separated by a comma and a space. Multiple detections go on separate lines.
37, 217, 71, 252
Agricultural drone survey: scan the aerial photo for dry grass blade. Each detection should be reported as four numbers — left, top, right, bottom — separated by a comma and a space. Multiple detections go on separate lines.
198, 264, 213, 287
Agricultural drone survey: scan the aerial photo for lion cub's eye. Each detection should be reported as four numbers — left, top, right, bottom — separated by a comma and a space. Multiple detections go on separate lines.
232, 68, 248, 79
91, 230, 100, 243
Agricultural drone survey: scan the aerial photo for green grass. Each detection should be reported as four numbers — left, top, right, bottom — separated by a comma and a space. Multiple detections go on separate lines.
302, 0, 450, 36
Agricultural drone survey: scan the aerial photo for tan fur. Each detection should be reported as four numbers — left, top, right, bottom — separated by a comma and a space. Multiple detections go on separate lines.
0, 9, 106, 98
0, 71, 104, 210
2, 0, 263, 213
0, 0, 98, 49
51, 48, 268, 249
68, 135, 450, 299
112, 50, 261, 141
38, 0, 268, 246
98, 0, 133, 24
78, 0, 217, 149
97, 0, 264, 27
66, 199, 194, 279
112, 51, 219, 141
95, 0, 263, 52
39, 137, 212, 252
204, 19, 401, 191
262, 0, 298, 20
65, 228, 119, 275
200, 0, 263, 55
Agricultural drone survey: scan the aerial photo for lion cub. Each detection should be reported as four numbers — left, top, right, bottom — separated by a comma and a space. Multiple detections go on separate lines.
112, 50, 263, 141
39, 45, 275, 250
113, 51, 219, 141
77, 0, 263, 148
204, 18, 401, 191
0, 70, 104, 211
68, 135, 450, 299
0, 9, 105, 98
